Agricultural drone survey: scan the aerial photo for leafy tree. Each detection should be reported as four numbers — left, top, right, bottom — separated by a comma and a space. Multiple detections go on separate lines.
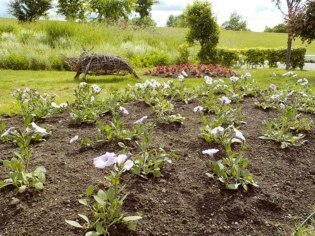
89, 0, 136, 22
133, 0, 157, 26
135, 0, 157, 19
264, 23, 288, 33
272, 0, 306, 70
56, 0, 88, 21
222, 11, 248, 31
293, 0, 315, 43
8, 0, 52, 22
185, 1, 219, 63
166, 14, 187, 28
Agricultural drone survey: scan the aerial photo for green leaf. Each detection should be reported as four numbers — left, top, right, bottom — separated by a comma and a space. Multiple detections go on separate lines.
86, 185, 94, 196
78, 214, 89, 224
123, 216, 142, 222
79, 199, 88, 206
85, 231, 99, 236
226, 183, 240, 190
34, 182, 44, 190
34, 166, 46, 175
65, 220, 83, 228
18, 185, 27, 193
94, 196, 105, 204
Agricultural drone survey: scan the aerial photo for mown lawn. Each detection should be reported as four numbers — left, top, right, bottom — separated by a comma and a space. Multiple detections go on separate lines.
1, 68, 314, 116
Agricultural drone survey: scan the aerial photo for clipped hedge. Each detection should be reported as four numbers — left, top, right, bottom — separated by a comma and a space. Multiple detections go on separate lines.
216, 47, 306, 70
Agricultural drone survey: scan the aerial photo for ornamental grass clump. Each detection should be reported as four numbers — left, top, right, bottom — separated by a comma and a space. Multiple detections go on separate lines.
66, 152, 141, 235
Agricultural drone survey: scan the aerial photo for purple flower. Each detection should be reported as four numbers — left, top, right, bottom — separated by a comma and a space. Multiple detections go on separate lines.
122, 160, 134, 172
280, 103, 286, 110
93, 152, 117, 169
119, 106, 129, 115
204, 76, 213, 85
134, 116, 148, 124
219, 96, 231, 104
31, 122, 48, 135
230, 76, 239, 83
70, 135, 79, 144
270, 84, 277, 90
1, 127, 15, 138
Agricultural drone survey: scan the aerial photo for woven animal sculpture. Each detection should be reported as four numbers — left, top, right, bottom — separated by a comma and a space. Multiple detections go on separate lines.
61, 49, 139, 81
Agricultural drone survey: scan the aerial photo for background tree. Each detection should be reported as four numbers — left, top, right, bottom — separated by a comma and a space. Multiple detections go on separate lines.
185, 1, 219, 63
133, 0, 158, 26
56, 0, 88, 21
293, 0, 315, 43
264, 23, 288, 33
272, 0, 306, 70
135, 0, 157, 19
9, 0, 52, 22
166, 14, 187, 27
89, 0, 135, 22
222, 11, 249, 31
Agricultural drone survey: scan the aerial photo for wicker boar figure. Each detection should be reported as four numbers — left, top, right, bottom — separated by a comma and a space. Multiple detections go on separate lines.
61, 49, 139, 81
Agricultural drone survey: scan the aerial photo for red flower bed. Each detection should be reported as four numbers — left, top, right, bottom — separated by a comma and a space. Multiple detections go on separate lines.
144, 64, 237, 78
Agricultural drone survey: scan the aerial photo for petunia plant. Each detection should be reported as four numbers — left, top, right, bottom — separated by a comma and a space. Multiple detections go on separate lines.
13, 88, 67, 125
69, 83, 107, 125
0, 122, 49, 192
66, 152, 141, 235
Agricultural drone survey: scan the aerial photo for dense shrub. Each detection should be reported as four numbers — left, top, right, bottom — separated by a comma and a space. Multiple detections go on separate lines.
131, 51, 169, 67
216, 48, 239, 67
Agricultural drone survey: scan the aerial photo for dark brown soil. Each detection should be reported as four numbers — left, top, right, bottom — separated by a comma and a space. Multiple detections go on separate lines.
0, 98, 314, 236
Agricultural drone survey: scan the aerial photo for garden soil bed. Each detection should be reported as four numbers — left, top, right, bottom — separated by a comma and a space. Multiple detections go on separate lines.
0, 98, 314, 236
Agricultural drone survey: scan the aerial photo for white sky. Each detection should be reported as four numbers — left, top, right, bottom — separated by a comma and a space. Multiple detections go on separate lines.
0, 0, 285, 32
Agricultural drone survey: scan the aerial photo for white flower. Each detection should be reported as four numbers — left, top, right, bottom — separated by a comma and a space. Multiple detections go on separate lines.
91, 96, 95, 102
219, 96, 231, 104
245, 72, 251, 78
1, 127, 15, 137
202, 149, 219, 157
163, 83, 170, 89
117, 154, 129, 165
122, 160, 134, 172
297, 78, 308, 86
230, 76, 239, 83
210, 126, 225, 137
204, 76, 213, 85
31, 122, 48, 135
134, 116, 148, 124
280, 103, 286, 110
178, 75, 184, 82
182, 71, 188, 77
80, 82, 88, 87
70, 135, 79, 144
92, 84, 101, 93
193, 106, 204, 112
270, 84, 277, 90
59, 103, 68, 108
119, 106, 129, 115
93, 152, 117, 169
23, 88, 30, 93
233, 127, 245, 141
51, 102, 60, 108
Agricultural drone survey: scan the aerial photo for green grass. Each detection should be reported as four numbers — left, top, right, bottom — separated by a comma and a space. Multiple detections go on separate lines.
1, 68, 314, 116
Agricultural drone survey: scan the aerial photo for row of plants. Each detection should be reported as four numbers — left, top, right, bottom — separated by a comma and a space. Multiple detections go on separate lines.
1, 72, 314, 234
144, 64, 237, 78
